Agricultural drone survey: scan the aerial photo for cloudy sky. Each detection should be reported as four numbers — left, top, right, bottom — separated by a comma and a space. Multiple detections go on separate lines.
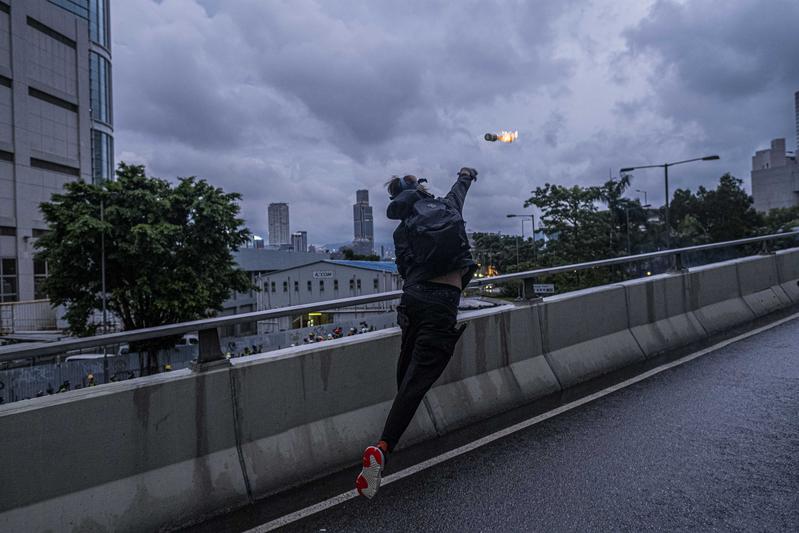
111, 0, 799, 246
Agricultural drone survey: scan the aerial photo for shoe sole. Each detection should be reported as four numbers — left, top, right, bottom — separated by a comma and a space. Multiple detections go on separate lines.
355, 447, 384, 499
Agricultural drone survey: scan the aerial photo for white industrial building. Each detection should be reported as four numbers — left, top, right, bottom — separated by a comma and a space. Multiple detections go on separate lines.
256, 260, 401, 332
750, 91, 799, 212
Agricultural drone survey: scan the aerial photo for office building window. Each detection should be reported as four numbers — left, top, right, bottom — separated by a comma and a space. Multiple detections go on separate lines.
1, 258, 17, 302
90, 52, 112, 125
373, 278, 379, 290
294, 280, 299, 292
92, 130, 113, 183
349, 279, 355, 290
47, 0, 89, 20
270, 281, 276, 293
34, 260, 49, 300
334, 279, 339, 291
357, 279, 362, 290
307, 280, 312, 292
319, 280, 325, 292
283, 281, 288, 292
89, 0, 110, 48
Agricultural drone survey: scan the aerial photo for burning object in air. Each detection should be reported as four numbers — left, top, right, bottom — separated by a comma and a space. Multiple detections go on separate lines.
484, 130, 518, 143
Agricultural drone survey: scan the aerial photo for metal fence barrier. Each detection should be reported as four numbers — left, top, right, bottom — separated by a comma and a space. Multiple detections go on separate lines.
0, 300, 57, 334
0, 230, 797, 367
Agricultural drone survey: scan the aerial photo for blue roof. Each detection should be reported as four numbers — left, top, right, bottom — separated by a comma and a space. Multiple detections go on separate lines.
328, 260, 398, 273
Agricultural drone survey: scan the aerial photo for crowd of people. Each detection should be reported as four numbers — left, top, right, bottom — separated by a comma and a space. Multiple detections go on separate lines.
303, 322, 376, 344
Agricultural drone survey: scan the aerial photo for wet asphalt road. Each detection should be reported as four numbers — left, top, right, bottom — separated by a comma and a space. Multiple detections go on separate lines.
282, 318, 799, 532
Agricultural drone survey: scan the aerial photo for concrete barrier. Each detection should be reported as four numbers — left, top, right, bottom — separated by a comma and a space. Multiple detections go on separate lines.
230, 329, 439, 501
735, 255, 793, 317
0, 370, 248, 533
539, 285, 646, 388
775, 247, 799, 303
3, 253, 797, 532
621, 273, 706, 357
425, 305, 559, 434
685, 259, 756, 334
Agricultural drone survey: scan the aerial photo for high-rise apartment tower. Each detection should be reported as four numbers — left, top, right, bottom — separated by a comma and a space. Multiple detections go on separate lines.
268, 202, 290, 245
352, 189, 373, 255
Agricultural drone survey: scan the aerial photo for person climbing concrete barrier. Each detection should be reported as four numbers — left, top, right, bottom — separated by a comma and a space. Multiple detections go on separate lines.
3, 250, 799, 532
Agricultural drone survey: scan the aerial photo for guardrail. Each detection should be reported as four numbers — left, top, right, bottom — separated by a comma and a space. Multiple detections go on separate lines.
1, 230, 797, 365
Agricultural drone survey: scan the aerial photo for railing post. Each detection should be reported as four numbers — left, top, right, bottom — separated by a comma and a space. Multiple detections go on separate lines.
192, 327, 226, 370
671, 252, 685, 272
759, 240, 775, 255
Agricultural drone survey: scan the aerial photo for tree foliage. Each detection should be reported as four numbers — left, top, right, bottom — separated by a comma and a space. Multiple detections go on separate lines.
670, 174, 762, 244
36, 163, 253, 342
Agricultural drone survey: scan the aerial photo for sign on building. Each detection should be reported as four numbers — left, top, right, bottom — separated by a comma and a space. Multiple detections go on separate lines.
313, 271, 334, 279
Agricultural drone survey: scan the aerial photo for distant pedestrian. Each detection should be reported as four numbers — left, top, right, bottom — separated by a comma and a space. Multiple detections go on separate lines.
356, 168, 477, 498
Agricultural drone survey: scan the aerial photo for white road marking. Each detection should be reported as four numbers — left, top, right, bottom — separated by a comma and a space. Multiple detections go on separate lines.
245, 311, 799, 532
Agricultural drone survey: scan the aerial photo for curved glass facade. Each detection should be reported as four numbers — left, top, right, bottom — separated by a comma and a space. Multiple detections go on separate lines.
89, 0, 109, 49
90, 51, 112, 125
92, 130, 113, 183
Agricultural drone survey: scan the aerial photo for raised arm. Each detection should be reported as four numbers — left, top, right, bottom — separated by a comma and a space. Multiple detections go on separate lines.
444, 167, 478, 213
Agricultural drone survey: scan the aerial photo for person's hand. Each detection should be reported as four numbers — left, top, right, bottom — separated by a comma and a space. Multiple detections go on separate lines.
458, 167, 478, 180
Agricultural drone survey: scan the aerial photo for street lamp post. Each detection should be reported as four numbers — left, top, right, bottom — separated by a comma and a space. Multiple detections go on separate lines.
506, 213, 536, 264
507, 213, 536, 299
634, 189, 648, 206
621, 155, 719, 249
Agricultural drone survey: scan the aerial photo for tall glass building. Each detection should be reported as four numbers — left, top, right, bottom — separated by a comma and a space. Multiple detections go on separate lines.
48, 0, 113, 182
0, 0, 112, 302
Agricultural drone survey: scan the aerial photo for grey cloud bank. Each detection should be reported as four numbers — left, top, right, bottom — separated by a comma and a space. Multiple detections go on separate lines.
112, 0, 798, 245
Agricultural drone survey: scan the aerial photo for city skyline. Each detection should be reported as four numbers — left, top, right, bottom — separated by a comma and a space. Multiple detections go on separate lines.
111, 1, 799, 244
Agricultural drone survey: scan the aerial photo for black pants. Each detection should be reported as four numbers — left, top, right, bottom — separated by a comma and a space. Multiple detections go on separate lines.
380, 281, 466, 451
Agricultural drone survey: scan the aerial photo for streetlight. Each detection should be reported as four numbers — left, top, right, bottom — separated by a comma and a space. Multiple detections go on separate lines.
634, 189, 648, 206
506, 213, 536, 265
620, 155, 719, 249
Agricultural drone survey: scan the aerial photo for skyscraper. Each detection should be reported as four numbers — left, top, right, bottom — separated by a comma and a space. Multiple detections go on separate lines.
353, 189, 374, 255
291, 231, 307, 253
0, 0, 113, 302
268, 203, 290, 245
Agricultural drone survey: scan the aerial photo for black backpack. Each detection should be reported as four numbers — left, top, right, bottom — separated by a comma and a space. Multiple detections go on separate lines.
404, 197, 469, 270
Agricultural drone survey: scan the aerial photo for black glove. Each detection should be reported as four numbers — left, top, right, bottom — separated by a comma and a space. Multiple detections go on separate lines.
458, 167, 478, 180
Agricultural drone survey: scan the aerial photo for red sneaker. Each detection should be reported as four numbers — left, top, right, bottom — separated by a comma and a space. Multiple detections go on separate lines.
355, 445, 385, 499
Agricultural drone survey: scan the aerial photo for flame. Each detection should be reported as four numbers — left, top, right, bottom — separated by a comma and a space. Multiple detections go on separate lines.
497, 130, 518, 143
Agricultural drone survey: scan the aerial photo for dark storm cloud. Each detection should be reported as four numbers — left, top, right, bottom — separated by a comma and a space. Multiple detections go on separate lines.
621, 0, 799, 191
113, 0, 796, 245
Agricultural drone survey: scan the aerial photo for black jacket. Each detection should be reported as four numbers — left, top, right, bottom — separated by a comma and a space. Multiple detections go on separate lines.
387, 174, 478, 289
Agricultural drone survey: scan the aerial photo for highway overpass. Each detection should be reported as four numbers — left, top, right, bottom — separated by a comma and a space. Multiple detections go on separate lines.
1, 245, 798, 532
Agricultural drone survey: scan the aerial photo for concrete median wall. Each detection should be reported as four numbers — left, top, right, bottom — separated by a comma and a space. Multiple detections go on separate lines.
2, 249, 798, 532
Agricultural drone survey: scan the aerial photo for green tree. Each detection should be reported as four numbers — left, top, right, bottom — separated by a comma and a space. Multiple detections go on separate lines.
36, 163, 253, 372
763, 205, 799, 233
670, 174, 762, 244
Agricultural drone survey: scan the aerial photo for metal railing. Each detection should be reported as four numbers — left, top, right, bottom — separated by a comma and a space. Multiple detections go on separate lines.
0, 300, 57, 334
0, 230, 797, 365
